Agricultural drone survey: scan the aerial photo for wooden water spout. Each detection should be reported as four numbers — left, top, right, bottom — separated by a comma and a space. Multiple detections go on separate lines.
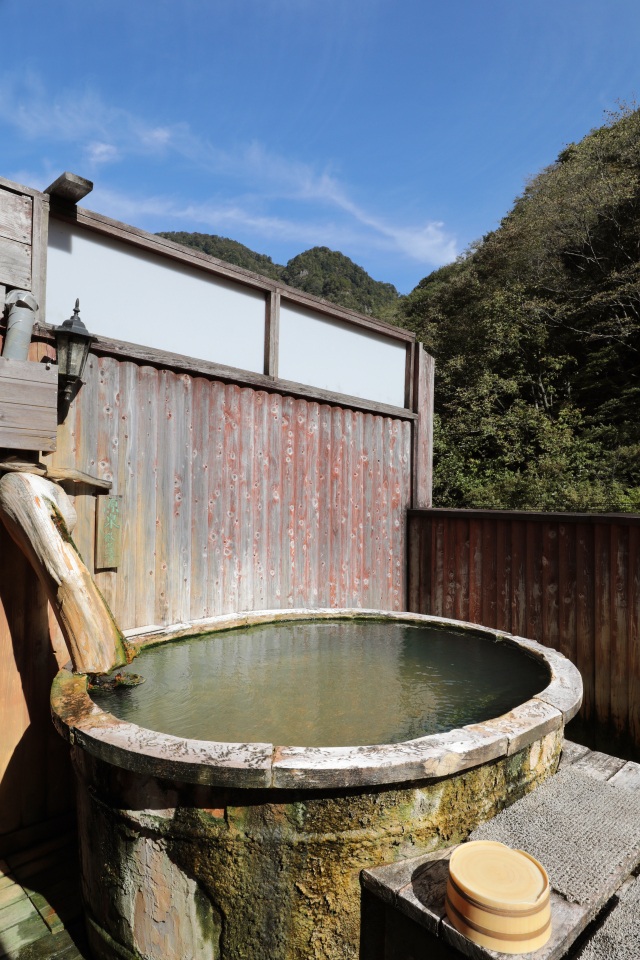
0, 472, 127, 674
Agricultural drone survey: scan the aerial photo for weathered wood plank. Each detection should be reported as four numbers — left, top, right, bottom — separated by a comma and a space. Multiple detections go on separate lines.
559, 740, 590, 767
525, 519, 543, 643
575, 521, 595, 727
251, 391, 269, 611
132, 366, 158, 629
154, 369, 172, 624
0, 359, 57, 452
351, 410, 364, 608
92, 356, 117, 607
468, 518, 482, 624
112, 362, 138, 624
608, 760, 640, 793
189, 376, 210, 620
0, 235, 31, 289
594, 523, 611, 728
542, 522, 559, 650
237, 387, 255, 612
0, 191, 31, 245
629, 524, 640, 750
610, 523, 629, 738
480, 519, 497, 629
0, 910, 49, 957
558, 521, 577, 663
496, 518, 511, 632
572, 749, 626, 780
173, 373, 191, 623
432, 516, 445, 617
0, 882, 24, 910
31, 195, 49, 321
316, 404, 332, 607
206, 381, 226, 617
442, 516, 455, 619
330, 405, 344, 607
264, 290, 279, 378
509, 518, 526, 637
222, 384, 241, 613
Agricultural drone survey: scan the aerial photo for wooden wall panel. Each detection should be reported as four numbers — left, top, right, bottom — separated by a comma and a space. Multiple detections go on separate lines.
408, 509, 640, 756
43, 351, 412, 630
0, 528, 73, 845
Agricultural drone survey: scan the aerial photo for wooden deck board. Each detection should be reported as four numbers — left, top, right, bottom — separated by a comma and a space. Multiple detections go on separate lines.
0, 835, 88, 960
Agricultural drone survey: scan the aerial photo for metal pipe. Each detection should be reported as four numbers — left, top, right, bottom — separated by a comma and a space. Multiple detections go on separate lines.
2, 289, 38, 360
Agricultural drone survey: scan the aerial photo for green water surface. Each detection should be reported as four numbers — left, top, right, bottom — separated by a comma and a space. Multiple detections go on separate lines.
90, 621, 549, 747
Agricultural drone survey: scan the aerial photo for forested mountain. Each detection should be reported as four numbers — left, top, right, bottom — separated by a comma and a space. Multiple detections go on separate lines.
157, 233, 400, 319
157, 232, 283, 281
280, 247, 399, 320
401, 105, 640, 511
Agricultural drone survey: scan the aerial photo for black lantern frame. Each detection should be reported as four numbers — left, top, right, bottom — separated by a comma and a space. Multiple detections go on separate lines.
54, 299, 93, 406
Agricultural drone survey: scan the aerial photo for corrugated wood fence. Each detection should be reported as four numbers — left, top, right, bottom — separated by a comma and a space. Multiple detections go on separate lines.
48, 351, 412, 628
408, 509, 640, 753
0, 340, 414, 848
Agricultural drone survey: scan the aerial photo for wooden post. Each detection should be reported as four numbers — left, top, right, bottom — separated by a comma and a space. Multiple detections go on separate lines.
264, 289, 280, 378
412, 345, 434, 508
30, 194, 49, 322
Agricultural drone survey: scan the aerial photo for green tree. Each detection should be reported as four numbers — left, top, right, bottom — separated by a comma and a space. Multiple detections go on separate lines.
401, 105, 640, 511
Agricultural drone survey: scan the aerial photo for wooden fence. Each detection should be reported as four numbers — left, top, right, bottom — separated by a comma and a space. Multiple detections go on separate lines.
0, 336, 419, 849
408, 509, 640, 755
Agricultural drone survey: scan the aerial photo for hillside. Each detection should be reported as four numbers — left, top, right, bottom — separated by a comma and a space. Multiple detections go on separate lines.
157, 233, 400, 320
401, 105, 640, 511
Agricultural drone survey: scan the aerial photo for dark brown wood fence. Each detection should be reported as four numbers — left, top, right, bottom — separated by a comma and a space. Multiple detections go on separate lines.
408, 509, 640, 754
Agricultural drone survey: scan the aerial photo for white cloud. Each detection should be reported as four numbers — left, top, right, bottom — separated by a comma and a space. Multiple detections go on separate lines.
86, 141, 120, 165
0, 70, 458, 269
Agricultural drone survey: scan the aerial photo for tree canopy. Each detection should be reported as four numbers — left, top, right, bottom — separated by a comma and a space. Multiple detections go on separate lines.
400, 105, 640, 511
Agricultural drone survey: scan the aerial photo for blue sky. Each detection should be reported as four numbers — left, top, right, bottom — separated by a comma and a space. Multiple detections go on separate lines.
2, 0, 639, 293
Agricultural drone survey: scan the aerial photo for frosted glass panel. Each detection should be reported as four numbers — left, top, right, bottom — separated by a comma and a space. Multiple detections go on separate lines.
47, 220, 266, 373
279, 302, 407, 407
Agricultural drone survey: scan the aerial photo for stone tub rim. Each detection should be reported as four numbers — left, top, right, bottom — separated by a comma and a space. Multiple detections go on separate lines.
50, 609, 583, 791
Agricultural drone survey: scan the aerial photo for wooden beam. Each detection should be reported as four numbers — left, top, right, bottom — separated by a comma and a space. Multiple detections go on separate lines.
31, 195, 49, 322
44, 466, 112, 490
34, 325, 418, 421
404, 341, 415, 410
411, 345, 434, 508
264, 290, 280, 378
409, 507, 640, 525
45, 172, 93, 204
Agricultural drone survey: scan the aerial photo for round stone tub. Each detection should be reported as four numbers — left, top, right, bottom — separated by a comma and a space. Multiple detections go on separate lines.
50, 610, 582, 960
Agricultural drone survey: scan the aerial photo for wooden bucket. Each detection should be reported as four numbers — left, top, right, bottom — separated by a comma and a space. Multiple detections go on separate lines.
445, 841, 551, 954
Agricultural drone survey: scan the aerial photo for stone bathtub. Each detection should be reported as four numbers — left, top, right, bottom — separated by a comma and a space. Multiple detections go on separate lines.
51, 609, 582, 960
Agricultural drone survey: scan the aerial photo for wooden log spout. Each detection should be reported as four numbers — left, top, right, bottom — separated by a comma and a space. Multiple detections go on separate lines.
0, 472, 127, 674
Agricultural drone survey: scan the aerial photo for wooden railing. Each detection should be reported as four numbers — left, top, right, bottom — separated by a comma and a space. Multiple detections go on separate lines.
408, 509, 640, 756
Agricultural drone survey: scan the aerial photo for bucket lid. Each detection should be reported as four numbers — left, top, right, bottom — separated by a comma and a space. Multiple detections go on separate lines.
449, 841, 549, 911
